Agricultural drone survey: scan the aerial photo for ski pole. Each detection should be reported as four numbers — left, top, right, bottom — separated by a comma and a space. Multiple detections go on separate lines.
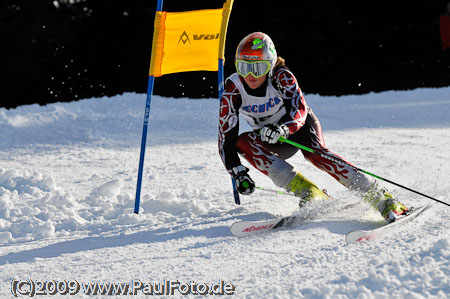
278, 136, 450, 207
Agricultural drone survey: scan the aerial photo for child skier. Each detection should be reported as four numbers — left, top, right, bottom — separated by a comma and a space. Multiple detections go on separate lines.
218, 32, 409, 223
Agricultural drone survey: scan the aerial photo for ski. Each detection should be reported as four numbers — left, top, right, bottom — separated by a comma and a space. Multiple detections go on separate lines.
230, 202, 359, 238
231, 214, 302, 237
345, 201, 433, 244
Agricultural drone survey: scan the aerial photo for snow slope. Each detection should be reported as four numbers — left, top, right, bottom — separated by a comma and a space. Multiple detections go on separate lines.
0, 87, 449, 298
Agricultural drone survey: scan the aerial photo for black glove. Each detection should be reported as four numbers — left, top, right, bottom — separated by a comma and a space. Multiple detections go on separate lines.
260, 124, 289, 144
231, 165, 255, 195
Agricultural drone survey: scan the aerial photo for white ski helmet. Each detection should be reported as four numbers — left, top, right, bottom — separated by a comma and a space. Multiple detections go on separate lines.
235, 32, 278, 77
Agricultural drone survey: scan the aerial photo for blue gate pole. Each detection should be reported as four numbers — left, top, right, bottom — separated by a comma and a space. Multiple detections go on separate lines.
218, 58, 240, 205
134, 0, 164, 214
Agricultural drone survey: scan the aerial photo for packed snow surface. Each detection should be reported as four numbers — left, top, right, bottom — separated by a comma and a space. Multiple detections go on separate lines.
1, 87, 450, 298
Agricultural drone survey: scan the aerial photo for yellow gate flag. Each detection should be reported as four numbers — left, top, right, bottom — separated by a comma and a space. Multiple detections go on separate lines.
149, 8, 225, 77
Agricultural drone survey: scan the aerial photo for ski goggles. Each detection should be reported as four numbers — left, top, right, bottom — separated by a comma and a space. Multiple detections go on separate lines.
235, 59, 271, 78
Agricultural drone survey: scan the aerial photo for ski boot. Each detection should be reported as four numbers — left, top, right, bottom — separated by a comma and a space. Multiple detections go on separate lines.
363, 183, 409, 224
286, 172, 329, 207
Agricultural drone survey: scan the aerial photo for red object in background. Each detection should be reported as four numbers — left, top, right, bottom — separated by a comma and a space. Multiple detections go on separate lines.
440, 13, 450, 50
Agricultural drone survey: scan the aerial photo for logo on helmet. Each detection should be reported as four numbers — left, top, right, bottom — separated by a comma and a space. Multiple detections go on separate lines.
251, 38, 265, 50
240, 55, 260, 60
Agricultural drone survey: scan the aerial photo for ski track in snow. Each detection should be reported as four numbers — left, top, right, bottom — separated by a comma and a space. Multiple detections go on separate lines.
0, 88, 449, 298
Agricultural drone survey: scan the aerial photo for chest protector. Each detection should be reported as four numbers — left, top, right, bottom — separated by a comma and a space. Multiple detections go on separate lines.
229, 73, 286, 131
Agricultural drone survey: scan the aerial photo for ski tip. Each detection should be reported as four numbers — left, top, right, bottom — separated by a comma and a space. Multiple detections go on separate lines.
345, 202, 434, 244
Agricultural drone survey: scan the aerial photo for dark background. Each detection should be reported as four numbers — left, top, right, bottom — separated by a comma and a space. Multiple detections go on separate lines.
2, 0, 450, 109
